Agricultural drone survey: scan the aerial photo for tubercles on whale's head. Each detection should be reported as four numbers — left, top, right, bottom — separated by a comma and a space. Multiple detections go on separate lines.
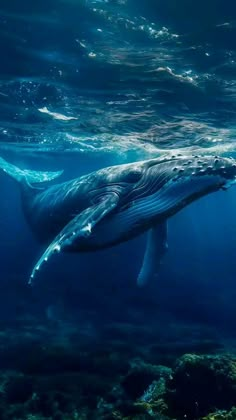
213, 157, 236, 180
145, 155, 236, 194
168, 155, 236, 181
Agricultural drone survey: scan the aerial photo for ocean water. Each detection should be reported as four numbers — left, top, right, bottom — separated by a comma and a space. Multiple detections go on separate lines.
1, 1, 236, 419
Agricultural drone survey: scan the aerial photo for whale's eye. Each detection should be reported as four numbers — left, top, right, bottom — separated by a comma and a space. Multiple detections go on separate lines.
126, 170, 142, 183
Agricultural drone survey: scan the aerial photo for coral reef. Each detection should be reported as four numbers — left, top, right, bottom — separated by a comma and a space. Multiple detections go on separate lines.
116, 353, 236, 419
166, 354, 236, 419
202, 407, 236, 419
0, 318, 235, 419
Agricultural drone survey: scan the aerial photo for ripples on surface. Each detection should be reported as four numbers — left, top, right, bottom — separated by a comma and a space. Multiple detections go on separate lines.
0, 0, 236, 157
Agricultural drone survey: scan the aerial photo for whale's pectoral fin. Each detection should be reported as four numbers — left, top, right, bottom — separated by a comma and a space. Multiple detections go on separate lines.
137, 221, 168, 287
29, 194, 119, 284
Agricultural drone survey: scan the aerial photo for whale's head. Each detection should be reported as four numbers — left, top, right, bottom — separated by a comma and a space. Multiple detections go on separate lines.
129, 155, 236, 221
147, 154, 236, 185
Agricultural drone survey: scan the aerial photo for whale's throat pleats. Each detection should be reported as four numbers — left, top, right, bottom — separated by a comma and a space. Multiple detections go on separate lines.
117, 174, 224, 225
87, 173, 224, 252
71, 173, 224, 249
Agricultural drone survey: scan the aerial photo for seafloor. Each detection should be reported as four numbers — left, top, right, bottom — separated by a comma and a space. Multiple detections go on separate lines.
1, 313, 236, 420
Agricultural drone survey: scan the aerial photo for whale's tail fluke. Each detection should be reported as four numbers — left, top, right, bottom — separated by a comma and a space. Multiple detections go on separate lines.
0, 156, 63, 186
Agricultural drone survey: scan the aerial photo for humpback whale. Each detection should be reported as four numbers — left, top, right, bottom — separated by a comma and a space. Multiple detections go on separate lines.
1, 154, 236, 286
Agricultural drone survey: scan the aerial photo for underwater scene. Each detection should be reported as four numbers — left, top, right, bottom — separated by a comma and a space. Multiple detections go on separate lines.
1, 0, 236, 419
